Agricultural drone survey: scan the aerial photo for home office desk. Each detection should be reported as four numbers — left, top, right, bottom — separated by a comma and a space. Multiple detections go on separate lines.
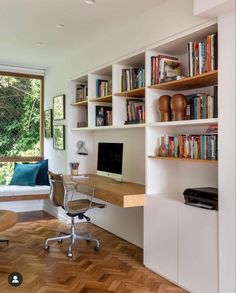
67, 174, 145, 208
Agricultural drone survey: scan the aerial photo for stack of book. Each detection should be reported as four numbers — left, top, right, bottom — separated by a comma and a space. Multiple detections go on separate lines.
151, 55, 182, 85
159, 134, 218, 160
188, 33, 218, 77
96, 79, 112, 97
185, 87, 218, 120
206, 124, 218, 134
121, 67, 145, 92
95, 106, 112, 126
76, 84, 88, 102
125, 99, 145, 124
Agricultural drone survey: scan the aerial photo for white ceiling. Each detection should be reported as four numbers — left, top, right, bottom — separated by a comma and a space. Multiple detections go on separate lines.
0, 0, 163, 69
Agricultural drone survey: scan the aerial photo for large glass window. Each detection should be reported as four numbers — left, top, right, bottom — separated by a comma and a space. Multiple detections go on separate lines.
0, 72, 44, 184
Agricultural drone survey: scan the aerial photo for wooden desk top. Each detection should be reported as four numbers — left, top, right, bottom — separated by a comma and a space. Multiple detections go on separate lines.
69, 174, 145, 208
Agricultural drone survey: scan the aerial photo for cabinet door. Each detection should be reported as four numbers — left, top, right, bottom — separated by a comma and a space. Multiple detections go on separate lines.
144, 195, 178, 282
179, 205, 218, 293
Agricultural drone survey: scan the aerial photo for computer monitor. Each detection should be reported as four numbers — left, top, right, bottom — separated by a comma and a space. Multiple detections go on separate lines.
97, 142, 123, 181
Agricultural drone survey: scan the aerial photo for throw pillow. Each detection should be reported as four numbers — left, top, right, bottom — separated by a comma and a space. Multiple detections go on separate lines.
9, 163, 40, 186
35, 159, 50, 186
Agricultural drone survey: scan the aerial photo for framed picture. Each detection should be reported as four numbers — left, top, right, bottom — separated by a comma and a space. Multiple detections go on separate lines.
53, 125, 65, 150
44, 109, 53, 138
53, 94, 65, 120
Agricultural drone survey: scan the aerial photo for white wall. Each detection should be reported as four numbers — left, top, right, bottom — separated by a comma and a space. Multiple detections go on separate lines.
194, 0, 235, 17
44, 0, 209, 247
218, 10, 236, 293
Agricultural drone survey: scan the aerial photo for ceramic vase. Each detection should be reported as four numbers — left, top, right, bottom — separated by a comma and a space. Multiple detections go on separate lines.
158, 136, 168, 157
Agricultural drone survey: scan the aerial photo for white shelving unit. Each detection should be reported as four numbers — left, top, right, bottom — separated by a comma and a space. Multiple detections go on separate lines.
69, 20, 219, 293
144, 22, 218, 293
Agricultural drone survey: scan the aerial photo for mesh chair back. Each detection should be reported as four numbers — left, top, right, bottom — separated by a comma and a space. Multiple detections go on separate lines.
48, 172, 65, 208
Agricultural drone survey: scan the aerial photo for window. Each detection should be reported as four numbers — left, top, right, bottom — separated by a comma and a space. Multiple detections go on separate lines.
0, 71, 44, 184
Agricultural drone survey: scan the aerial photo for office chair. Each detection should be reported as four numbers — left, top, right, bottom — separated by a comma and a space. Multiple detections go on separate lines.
44, 172, 105, 257
0, 210, 18, 245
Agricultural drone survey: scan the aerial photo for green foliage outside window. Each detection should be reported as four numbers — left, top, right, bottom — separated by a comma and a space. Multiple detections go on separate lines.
0, 75, 41, 184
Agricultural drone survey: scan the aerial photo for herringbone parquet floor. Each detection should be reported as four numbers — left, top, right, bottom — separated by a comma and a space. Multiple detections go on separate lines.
0, 212, 187, 293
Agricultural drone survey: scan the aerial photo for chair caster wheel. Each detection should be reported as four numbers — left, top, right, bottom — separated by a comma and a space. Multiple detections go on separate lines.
44, 244, 49, 251
94, 245, 99, 251
67, 251, 73, 258
58, 239, 63, 244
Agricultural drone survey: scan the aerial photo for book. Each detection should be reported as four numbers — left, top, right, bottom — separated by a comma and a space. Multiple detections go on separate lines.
160, 75, 186, 83
125, 98, 145, 124
188, 32, 218, 77
160, 134, 218, 160
95, 106, 112, 126
76, 84, 88, 102
121, 67, 145, 92
151, 55, 179, 85
96, 79, 112, 97
213, 85, 218, 118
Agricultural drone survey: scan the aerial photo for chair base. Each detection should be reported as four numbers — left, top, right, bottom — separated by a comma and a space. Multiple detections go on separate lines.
0, 239, 9, 245
44, 217, 99, 257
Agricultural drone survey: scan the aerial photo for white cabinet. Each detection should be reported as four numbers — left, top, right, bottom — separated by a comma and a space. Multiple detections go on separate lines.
144, 194, 218, 293
179, 204, 218, 293
144, 195, 178, 282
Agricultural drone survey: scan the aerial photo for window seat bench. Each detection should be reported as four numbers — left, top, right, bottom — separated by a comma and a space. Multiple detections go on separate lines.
0, 185, 50, 202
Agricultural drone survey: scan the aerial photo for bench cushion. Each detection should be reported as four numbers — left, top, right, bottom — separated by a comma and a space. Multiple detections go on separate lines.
0, 185, 50, 197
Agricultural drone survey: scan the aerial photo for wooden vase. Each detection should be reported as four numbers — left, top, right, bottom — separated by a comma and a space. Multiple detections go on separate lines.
170, 94, 187, 121
158, 95, 171, 122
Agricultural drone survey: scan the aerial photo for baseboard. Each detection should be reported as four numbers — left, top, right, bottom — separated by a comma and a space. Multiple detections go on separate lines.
0, 200, 44, 212
43, 199, 87, 224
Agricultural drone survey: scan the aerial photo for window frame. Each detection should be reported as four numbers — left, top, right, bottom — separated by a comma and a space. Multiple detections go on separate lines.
0, 71, 44, 162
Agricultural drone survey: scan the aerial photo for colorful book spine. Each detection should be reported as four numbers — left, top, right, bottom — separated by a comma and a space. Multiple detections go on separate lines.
187, 32, 217, 77
159, 134, 218, 160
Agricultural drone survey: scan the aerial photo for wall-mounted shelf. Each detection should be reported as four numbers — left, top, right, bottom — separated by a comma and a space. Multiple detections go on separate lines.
115, 87, 145, 97
147, 118, 218, 127
148, 155, 218, 163
71, 123, 145, 131
71, 100, 88, 106
90, 94, 112, 103
148, 70, 218, 91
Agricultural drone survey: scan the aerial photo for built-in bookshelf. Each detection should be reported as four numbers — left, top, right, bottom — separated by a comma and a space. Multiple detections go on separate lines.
114, 87, 145, 97
68, 20, 219, 293
148, 70, 218, 91
144, 22, 218, 293
90, 94, 112, 103
148, 156, 218, 163
71, 100, 88, 106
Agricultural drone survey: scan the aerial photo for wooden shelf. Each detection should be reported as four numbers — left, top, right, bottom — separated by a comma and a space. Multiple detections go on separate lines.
71, 123, 146, 131
90, 95, 112, 103
148, 70, 218, 91
147, 118, 218, 127
71, 100, 88, 106
115, 87, 145, 97
67, 174, 145, 208
148, 155, 218, 163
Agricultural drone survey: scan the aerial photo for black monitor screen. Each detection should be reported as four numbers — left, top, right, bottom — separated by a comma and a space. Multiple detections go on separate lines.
97, 143, 123, 175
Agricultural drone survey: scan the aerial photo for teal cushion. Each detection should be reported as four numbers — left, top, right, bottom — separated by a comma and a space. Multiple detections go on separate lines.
9, 163, 40, 186
35, 159, 49, 186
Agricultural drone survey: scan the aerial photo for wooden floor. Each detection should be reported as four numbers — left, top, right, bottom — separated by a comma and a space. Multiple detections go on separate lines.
0, 211, 187, 293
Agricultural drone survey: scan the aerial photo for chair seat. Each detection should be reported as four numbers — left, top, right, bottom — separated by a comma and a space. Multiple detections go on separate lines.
0, 210, 18, 232
67, 199, 105, 212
